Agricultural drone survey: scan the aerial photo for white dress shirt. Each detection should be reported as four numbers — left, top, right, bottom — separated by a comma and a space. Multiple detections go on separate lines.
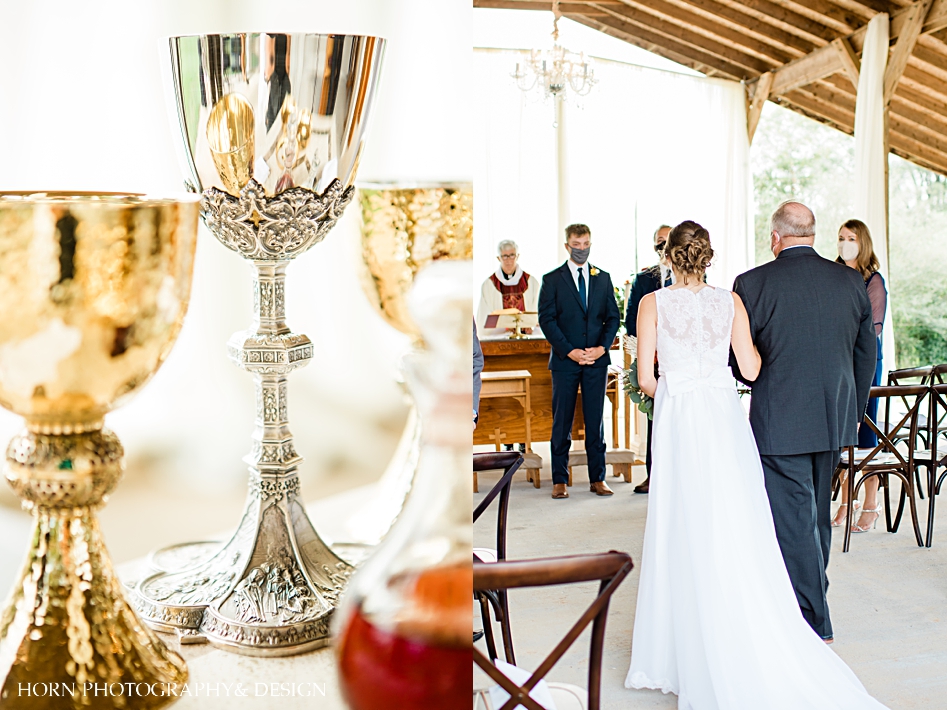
566, 259, 590, 306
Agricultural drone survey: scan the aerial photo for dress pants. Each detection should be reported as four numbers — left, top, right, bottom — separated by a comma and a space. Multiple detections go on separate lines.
759, 450, 838, 639
550, 365, 608, 485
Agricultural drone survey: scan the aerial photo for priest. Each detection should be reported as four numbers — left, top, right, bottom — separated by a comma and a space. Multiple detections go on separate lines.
476, 240, 540, 337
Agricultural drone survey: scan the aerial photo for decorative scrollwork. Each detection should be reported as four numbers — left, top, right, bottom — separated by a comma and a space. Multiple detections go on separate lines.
201, 179, 355, 261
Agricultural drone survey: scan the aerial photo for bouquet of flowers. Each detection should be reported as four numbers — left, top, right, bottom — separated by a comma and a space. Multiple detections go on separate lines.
622, 335, 654, 420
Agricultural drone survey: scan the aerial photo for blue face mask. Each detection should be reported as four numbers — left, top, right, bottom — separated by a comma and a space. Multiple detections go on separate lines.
569, 246, 591, 265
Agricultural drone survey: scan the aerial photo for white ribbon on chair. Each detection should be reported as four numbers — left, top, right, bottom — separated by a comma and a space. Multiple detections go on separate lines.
662, 366, 737, 397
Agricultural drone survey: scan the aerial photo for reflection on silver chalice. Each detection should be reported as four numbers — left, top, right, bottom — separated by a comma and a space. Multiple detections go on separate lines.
130, 33, 386, 656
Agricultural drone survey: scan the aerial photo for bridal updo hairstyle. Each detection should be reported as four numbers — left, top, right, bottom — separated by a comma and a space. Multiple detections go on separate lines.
665, 220, 713, 283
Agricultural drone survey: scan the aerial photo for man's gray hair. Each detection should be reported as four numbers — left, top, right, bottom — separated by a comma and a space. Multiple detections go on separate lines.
653, 225, 671, 240
497, 239, 518, 254
771, 201, 816, 238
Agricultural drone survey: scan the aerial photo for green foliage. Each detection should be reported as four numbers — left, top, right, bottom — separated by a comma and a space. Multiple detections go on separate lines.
622, 360, 654, 420
752, 103, 947, 369
614, 286, 626, 332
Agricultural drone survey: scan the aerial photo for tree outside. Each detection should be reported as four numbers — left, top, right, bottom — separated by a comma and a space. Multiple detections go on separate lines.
752, 102, 947, 369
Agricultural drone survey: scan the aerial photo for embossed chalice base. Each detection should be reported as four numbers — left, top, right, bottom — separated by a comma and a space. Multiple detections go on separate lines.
133, 179, 355, 656
1, 428, 188, 708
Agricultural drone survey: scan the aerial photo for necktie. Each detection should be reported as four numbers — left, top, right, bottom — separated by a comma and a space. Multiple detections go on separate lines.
578, 268, 587, 312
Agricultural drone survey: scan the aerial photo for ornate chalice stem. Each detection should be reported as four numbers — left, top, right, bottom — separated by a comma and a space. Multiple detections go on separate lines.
134, 181, 354, 655
1, 426, 187, 709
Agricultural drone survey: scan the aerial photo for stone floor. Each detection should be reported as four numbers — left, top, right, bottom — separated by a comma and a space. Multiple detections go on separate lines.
474, 442, 947, 710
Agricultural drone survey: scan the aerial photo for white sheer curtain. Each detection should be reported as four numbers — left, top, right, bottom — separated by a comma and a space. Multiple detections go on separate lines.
473, 50, 752, 298
854, 13, 896, 369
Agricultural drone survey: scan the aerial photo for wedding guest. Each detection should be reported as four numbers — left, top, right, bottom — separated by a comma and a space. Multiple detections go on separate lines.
624, 224, 671, 494
474, 318, 483, 430
476, 239, 540, 337
538, 224, 621, 500
831, 219, 887, 533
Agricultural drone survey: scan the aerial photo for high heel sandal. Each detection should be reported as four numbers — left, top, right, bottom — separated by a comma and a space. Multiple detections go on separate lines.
831, 500, 861, 527
851, 504, 883, 533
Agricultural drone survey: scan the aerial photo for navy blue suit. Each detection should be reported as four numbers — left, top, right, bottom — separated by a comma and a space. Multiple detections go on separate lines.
538, 262, 621, 484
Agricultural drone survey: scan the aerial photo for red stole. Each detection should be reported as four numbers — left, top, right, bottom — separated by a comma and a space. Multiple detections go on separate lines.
490, 272, 530, 311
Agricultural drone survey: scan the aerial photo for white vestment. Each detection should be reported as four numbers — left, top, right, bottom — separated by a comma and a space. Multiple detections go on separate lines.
476, 265, 539, 338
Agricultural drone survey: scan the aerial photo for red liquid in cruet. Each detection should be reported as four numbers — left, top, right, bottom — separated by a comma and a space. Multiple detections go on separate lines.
337, 562, 473, 710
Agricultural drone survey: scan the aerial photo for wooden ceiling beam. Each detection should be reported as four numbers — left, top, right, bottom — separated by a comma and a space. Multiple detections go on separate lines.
588, 2, 777, 72
885, 0, 935, 103
564, 13, 747, 77
767, 0, 865, 34
889, 137, 947, 177
611, 0, 799, 63
746, 0, 947, 104
748, 70, 776, 142
772, 92, 854, 131
660, 0, 820, 54
710, 0, 839, 42
832, 37, 861, 86
473, 0, 619, 9
769, 42, 844, 94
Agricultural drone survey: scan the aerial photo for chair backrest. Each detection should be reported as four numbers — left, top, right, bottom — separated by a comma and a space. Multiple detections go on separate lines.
887, 365, 933, 386
859, 385, 928, 473
929, 384, 947, 466
473, 452, 523, 562
932, 364, 947, 385
473, 552, 633, 710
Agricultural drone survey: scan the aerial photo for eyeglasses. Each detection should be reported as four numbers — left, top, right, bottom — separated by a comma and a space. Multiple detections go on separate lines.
654, 242, 666, 253
499, 254, 517, 260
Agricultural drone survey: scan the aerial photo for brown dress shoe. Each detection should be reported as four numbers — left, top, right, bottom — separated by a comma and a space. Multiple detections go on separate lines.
552, 483, 569, 499
590, 481, 614, 496
634, 477, 650, 494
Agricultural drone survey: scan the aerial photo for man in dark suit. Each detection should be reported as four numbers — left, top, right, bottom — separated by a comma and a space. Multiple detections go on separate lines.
731, 201, 876, 643
624, 224, 671, 494
538, 224, 621, 500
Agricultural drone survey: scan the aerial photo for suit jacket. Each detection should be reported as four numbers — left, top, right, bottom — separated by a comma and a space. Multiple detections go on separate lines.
538, 262, 621, 371
731, 246, 876, 455
473, 318, 483, 417
624, 266, 663, 336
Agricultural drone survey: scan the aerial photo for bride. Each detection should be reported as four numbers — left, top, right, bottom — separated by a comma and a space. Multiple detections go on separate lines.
625, 221, 887, 709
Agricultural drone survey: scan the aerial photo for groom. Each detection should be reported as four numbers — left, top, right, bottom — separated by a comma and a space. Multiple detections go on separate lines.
731, 201, 876, 642
538, 223, 621, 500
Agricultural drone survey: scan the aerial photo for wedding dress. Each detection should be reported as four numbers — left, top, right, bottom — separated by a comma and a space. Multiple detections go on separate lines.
625, 286, 888, 710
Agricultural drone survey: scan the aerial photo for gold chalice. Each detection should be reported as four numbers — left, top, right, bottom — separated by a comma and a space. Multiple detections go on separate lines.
0, 192, 198, 708
338, 183, 472, 547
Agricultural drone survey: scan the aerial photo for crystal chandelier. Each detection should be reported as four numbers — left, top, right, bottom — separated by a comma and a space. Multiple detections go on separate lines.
512, 0, 596, 101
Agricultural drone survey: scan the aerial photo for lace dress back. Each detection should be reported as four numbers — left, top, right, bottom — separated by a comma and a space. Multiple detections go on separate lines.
655, 286, 733, 379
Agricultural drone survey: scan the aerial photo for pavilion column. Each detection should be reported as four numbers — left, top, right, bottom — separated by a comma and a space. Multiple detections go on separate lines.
854, 13, 895, 369
555, 97, 571, 262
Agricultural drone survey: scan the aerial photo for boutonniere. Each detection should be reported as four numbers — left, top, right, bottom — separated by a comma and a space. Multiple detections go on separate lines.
590, 266, 600, 276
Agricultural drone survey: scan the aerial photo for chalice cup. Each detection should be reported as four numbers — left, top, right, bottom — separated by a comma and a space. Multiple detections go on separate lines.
133, 33, 386, 656
0, 193, 198, 708
337, 183, 472, 547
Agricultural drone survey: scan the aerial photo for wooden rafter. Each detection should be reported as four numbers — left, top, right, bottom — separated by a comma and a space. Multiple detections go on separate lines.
832, 36, 861, 85
748, 70, 776, 141
473, 0, 947, 174
884, 0, 935, 103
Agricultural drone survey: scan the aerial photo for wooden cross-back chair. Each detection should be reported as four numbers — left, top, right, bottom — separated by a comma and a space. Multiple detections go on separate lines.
885, 366, 934, 497
473, 552, 633, 710
922, 384, 947, 547
473, 451, 524, 664
835, 385, 927, 552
